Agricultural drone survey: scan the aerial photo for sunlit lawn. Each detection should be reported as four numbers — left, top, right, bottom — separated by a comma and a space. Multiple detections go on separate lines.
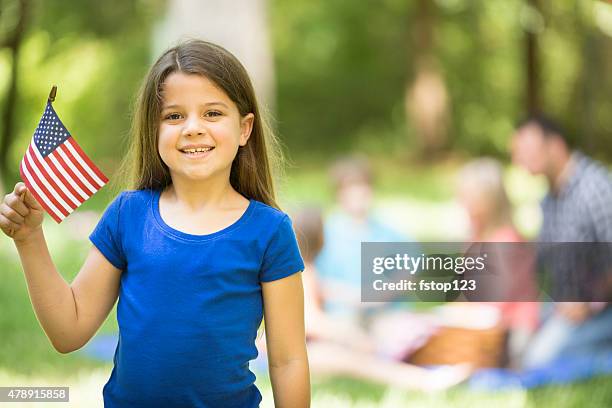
1, 366, 610, 407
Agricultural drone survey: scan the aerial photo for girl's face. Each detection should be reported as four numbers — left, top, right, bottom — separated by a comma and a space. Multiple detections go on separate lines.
158, 72, 254, 185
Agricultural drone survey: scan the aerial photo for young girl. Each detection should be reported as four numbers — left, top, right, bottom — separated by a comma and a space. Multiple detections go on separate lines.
0, 40, 310, 408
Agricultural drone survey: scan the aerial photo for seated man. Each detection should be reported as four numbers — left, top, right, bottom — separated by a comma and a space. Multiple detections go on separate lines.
511, 115, 612, 368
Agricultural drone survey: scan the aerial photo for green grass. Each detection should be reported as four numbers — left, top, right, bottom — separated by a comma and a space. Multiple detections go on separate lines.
259, 374, 612, 408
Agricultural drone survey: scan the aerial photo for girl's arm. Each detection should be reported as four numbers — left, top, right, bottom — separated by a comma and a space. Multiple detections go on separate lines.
1, 183, 122, 353
262, 272, 310, 408
16, 236, 122, 353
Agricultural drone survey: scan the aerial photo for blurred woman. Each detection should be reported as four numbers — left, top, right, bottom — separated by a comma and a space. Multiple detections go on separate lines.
457, 158, 539, 366
457, 158, 518, 242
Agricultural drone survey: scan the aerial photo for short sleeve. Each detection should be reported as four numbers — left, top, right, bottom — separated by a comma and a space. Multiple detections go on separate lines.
89, 192, 127, 270
260, 215, 305, 282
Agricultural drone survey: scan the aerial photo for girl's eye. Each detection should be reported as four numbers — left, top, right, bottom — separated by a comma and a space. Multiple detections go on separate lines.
165, 113, 182, 120
204, 111, 222, 118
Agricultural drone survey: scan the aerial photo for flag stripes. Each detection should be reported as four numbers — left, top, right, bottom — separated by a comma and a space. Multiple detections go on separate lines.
19, 101, 109, 223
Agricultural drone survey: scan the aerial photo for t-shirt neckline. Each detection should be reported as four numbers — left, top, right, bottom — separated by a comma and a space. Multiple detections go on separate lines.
151, 188, 255, 242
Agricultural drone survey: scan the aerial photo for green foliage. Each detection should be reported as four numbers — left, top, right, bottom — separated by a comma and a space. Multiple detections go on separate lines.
271, 0, 612, 160
271, 0, 412, 153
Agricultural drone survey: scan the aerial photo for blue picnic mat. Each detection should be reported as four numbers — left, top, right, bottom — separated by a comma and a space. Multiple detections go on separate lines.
469, 352, 612, 390
81, 332, 118, 361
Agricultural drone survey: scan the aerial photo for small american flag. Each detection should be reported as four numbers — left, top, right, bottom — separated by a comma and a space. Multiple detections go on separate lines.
19, 99, 108, 223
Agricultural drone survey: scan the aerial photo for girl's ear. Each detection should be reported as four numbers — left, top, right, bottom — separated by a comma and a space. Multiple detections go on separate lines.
239, 113, 255, 146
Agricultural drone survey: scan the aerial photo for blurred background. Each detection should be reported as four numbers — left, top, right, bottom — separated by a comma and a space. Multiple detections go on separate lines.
1, 0, 611, 407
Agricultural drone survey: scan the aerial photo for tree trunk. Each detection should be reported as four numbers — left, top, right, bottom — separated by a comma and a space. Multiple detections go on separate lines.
525, 0, 542, 115
152, 0, 275, 109
0, 0, 29, 190
405, 0, 449, 156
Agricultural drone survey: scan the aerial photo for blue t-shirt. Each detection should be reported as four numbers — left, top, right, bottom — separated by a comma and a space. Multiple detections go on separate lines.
89, 189, 304, 408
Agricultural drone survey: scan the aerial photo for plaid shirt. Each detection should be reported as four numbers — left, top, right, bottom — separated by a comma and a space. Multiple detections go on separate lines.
538, 152, 612, 300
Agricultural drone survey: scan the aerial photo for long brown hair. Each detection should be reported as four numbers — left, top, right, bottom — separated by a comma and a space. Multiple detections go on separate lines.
116, 39, 282, 209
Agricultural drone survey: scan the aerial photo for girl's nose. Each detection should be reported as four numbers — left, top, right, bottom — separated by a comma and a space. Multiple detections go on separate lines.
182, 116, 206, 137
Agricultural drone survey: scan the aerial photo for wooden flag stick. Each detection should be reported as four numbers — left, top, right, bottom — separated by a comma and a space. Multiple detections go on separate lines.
48, 85, 57, 103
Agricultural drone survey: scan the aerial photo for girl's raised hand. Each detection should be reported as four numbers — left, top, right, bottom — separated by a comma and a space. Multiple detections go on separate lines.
1, 182, 44, 242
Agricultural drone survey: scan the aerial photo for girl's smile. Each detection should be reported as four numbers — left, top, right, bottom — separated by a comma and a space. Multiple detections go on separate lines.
179, 144, 215, 159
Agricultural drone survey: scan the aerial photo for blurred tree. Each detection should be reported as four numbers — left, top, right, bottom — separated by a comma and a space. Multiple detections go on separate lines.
405, 0, 450, 156
0, 0, 30, 193
523, 0, 543, 114
153, 0, 275, 108
567, 0, 612, 156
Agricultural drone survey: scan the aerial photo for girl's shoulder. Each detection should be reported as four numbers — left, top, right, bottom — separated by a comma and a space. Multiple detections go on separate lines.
248, 199, 291, 229
103, 189, 157, 218
114, 189, 156, 205
249, 198, 284, 217
120, 188, 156, 199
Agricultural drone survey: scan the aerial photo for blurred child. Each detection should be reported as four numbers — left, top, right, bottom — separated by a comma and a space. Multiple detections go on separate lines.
315, 156, 406, 325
